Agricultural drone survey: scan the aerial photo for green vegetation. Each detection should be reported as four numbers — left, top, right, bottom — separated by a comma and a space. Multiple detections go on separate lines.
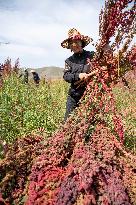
113, 81, 136, 152
0, 74, 68, 143
0, 74, 135, 152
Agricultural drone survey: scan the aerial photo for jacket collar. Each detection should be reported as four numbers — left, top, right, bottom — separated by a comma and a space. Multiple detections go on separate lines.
73, 49, 85, 58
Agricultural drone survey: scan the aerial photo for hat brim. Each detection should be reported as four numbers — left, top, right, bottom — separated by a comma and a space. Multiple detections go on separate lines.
61, 35, 91, 49
30, 70, 35, 73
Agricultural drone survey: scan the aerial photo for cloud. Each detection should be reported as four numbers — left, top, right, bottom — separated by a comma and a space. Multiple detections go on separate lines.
0, 0, 103, 68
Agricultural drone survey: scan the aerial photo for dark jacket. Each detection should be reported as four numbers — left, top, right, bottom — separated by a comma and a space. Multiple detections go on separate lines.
32, 72, 40, 84
63, 49, 94, 101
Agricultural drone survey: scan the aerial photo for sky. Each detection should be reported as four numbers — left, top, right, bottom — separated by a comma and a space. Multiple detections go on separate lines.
0, 0, 129, 68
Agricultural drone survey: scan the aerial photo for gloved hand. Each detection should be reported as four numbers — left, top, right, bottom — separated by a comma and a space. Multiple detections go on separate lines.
79, 73, 90, 80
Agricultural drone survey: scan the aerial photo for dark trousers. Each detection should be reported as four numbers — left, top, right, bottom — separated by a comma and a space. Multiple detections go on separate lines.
64, 95, 80, 121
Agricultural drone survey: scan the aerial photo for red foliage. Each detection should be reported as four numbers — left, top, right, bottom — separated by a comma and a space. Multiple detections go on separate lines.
0, 57, 20, 87
25, 124, 135, 204
0, 135, 45, 204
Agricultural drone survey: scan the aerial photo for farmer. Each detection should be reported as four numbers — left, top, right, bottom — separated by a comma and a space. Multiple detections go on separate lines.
61, 28, 95, 121
30, 70, 40, 85
24, 69, 29, 83
0, 64, 3, 87
19, 69, 29, 84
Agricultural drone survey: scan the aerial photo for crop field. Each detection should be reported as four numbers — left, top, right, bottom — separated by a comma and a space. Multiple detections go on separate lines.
0, 73, 135, 152
0, 0, 135, 204
0, 76, 68, 144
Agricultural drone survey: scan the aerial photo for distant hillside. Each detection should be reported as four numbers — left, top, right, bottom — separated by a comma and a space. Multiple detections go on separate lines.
27, 66, 64, 80
24, 66, 136, 82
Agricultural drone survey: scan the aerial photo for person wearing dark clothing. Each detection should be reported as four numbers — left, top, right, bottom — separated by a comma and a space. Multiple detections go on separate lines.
61, 28, 95, 121
0, 64, 3, 87
19, 69, 29, 84
30, 70, 40, 85
24, 69, 29, 83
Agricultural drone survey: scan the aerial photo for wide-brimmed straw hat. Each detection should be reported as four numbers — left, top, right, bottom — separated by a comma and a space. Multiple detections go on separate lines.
61, 28, 92, 49
30, 69, 35, 73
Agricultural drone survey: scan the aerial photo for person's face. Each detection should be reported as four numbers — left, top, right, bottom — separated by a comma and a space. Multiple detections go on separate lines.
69, 40, 83, 53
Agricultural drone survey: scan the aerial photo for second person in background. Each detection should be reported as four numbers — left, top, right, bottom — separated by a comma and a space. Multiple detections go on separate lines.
30, 70, 40, 85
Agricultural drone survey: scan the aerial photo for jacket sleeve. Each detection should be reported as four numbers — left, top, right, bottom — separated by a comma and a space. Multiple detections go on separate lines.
63, 61, 80, 83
